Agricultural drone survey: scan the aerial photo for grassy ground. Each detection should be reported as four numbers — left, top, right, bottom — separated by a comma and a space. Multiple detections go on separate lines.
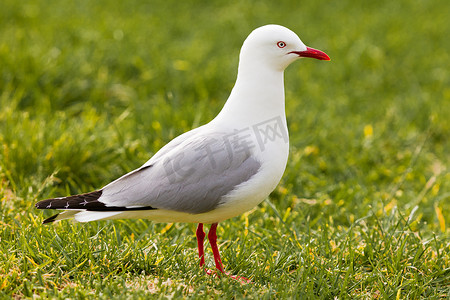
1, 0, 449, 298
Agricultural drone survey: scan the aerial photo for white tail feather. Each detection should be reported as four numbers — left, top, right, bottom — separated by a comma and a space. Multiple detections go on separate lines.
74, 211, 123, 222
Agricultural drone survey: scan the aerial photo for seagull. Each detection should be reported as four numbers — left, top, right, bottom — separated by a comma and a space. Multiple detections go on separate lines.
36, 24, 330, 280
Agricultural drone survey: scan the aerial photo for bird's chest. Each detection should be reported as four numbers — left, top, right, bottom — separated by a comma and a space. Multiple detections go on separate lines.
224, 114, 289, 159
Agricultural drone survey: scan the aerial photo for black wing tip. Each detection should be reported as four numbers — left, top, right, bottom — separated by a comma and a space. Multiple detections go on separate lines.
35, 189, 157, 213
35, 202, 46, 209
35, 198, 56, 209
42, 214, 59, 224
35, 190, 103, 210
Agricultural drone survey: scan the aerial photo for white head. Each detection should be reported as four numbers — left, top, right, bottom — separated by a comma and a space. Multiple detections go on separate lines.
239, 24, 330, 72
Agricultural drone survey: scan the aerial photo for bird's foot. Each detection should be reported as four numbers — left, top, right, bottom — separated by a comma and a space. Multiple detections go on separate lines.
204, 269, 251, 284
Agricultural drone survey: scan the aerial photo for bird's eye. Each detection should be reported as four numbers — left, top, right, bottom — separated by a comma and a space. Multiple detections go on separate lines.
277, 41, 286, 48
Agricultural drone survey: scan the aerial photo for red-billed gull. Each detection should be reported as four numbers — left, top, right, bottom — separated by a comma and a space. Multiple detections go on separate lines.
36, 24, 330, 281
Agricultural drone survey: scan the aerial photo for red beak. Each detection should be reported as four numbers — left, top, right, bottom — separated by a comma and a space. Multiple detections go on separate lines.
290, 47, 330, 61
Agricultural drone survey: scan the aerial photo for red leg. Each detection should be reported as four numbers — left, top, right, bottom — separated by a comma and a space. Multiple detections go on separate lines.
198, 223, 250, 283
208, 223, 225, 273
196, 223, 205, 267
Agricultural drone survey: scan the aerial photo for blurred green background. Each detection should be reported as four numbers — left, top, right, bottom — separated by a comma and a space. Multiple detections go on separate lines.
0, 0, 449, 298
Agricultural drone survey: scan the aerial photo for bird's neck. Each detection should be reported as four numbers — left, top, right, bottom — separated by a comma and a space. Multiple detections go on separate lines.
213, 64, 286, 129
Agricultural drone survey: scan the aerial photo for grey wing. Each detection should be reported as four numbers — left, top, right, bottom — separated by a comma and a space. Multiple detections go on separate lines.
99, 132, 261, 214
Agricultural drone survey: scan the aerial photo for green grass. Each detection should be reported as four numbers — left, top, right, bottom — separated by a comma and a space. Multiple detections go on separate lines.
1, 0, 449, 298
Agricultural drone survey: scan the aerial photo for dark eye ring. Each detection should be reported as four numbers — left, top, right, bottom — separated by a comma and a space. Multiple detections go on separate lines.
277, 41, 286, 48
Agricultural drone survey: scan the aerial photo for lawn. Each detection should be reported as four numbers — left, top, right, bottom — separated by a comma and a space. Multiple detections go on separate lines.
1, 0, 449, 298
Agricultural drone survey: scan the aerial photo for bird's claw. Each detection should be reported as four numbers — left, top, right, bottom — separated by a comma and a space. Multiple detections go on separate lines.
203, 268, 251, 284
